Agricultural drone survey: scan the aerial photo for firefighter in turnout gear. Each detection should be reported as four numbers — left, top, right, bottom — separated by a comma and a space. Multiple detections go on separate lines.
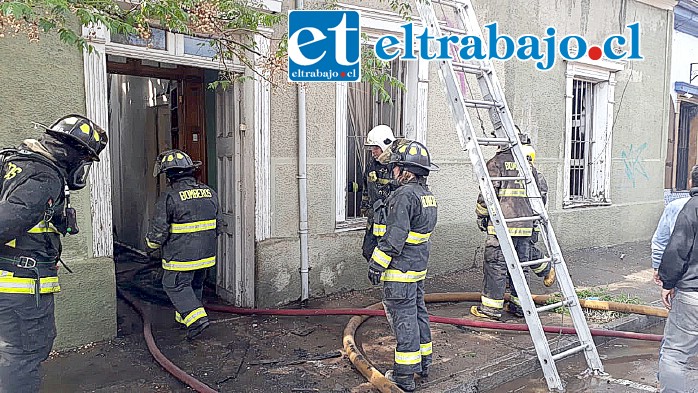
368, 139, 438, 392
0, 114, 108, 392
146, 149, 223, 340
471, 135, 555, 321
360, 125, 396, 262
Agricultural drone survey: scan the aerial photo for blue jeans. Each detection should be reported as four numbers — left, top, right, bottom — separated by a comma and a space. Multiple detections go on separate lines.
658, 290, 698, 393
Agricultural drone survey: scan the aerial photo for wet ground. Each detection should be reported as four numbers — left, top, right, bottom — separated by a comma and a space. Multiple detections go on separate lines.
496, 326, 665, 393
41, 241, 675, 392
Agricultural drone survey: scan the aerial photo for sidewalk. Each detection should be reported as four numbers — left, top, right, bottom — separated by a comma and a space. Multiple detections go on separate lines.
41, 240, 667, 393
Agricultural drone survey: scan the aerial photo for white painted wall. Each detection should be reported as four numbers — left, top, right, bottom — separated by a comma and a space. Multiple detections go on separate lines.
671, 30, 698, 103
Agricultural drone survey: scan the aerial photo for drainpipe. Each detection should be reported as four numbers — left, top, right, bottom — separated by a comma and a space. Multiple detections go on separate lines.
296, 0, 310, 303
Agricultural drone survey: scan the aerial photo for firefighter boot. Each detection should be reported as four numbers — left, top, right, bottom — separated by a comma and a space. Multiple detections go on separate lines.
544, 267, 556, 287
385, 370, 416, 392
505, 302, 524, 318
186, 318, 210, 340
470, 305, 502, 321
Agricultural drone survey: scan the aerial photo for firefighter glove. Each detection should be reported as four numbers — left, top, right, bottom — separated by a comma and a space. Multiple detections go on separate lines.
368, 264, 383, 285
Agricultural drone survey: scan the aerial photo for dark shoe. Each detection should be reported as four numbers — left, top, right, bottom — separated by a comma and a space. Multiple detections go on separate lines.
385, 370, 416, 392
470, 305, 502, 321
505, 302, 524, 318
186, 319, 210, 340
418, 365, 429, 378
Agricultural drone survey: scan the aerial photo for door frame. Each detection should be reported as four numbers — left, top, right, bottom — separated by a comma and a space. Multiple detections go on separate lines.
82, 24, 271, 307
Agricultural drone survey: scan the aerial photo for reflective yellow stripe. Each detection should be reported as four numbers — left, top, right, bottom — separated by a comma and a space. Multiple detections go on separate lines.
498, 189, 527, 197
175, 311, 184, 324
371, 247, 392, 269
0, 276, 60, 294
5, 239, 16, 248
146, 239, 160, 249
27, 221, 59, 234
170, 219, 216, 234
183, 307, 207, 327
510, 296, 520, 306
373, 224, 386, 237
475, 203, 489, 216
394, 350, 421, 365
487, 226, 533, 237
162, 256, 216, 271
481, 295, 504, 309
381, 269, 427, 282
406, 231, 431, 245
534, 226, 541, 232
376, 178, 392, 185
532, 261, 549, 274
420, 342, 433, 356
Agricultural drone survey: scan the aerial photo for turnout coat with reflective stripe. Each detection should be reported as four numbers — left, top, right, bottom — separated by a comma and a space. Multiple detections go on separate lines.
370, 180, 437, 282
146, 177, 222, 271
476, 149, 534, 237
0, 151, 66, 278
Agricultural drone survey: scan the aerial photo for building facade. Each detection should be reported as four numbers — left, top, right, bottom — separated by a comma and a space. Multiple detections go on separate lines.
0, 0, 676, 348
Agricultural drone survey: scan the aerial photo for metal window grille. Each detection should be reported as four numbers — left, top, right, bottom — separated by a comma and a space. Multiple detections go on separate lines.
346, 59, 407, 219
676, 102, 698, 190
569, 79, 595, 201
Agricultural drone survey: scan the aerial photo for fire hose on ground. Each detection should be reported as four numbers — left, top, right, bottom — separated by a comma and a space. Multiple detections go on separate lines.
117, 290, 668, 393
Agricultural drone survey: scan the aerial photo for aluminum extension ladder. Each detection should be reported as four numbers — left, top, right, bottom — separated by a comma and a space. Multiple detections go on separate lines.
413, 0, 605, 390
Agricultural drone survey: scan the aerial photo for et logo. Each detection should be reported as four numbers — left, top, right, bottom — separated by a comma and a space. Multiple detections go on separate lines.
287, 10, 361, 82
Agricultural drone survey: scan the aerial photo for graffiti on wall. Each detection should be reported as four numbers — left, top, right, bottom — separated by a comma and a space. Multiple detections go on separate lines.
621, 142, 649, 188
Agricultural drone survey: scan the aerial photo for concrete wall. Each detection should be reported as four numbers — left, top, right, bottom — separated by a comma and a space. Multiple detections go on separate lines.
255, 0, 672, 306
0, 29, 117, 349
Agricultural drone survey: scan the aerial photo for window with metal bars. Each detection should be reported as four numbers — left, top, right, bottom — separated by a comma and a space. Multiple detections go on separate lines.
345, 59, 408, 220
569, 79, 595, 201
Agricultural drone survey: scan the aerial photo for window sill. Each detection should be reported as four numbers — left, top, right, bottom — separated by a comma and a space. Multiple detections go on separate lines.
335, 219, 367, 233
562, 200, 612, 209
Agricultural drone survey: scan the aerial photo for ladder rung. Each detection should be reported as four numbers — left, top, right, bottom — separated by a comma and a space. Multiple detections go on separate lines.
505, 215, 541, 223
552, 344, 589, 361
475, 137, 512, 146
536, 299, 571, 313
520, 257, 551, 267
452, 61, 491, 74
490, 176, 526, 181
464, 99, 501, 109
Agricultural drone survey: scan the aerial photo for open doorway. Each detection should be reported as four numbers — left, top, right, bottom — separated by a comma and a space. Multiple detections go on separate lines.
106, 55, 254, 307
107, 57, 212, 251
107, 57, 221, 305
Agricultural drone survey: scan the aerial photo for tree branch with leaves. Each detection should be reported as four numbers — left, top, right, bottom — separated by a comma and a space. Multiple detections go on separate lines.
0, 0, 410, 98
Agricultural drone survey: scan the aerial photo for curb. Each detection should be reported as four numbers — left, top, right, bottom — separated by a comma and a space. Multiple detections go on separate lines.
422, 310, 664, 392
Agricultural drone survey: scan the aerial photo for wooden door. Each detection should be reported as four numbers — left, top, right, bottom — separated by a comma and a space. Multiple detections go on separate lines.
215, 83, 254, 307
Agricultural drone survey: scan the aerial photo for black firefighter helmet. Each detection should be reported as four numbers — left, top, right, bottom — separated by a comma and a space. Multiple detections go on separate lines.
153, 149, 202, 177
40, 114, 108, 161
389, 140, 439, 177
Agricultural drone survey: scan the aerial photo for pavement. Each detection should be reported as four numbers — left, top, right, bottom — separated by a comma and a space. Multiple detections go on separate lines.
40, 240, 685, 393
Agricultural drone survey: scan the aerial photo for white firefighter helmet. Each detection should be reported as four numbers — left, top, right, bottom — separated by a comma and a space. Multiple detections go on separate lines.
521, 145, 536, 163
365, 125, 396, 152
